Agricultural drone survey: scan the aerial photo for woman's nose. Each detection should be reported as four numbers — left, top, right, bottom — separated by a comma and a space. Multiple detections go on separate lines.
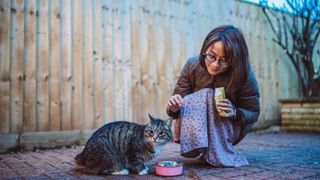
210, 60, 220, 67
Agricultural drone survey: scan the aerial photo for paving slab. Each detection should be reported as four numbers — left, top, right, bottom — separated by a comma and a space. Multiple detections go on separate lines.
0, 132, 319, 179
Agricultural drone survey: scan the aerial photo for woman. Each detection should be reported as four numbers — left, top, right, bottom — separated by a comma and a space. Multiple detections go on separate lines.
167, 25, 260, 167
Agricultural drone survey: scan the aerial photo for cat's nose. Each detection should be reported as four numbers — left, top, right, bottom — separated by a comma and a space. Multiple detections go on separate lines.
153, 137, 157, 141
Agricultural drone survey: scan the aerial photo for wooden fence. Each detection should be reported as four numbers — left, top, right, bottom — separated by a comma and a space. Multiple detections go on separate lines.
0, 0, 312, 151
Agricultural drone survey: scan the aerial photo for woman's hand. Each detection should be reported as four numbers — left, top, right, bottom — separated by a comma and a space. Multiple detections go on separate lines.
216, 99, 237, 119
168, 94, 183, 112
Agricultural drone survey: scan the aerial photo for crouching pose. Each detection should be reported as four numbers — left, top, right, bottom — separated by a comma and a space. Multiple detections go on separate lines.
167, 25, 260, 167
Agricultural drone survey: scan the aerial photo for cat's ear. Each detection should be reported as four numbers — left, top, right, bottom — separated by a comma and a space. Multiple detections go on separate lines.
165, 117, 172, 127
148, 113, 155, 124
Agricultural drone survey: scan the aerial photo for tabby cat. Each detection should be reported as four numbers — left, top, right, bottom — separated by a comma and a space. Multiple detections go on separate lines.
75, 114, 172, 175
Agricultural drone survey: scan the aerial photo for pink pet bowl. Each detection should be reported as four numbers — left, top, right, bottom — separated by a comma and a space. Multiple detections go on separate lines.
155, 161, 183, 176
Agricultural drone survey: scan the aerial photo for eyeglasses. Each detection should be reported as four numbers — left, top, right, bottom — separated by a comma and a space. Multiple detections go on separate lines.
202, 53, 230, 67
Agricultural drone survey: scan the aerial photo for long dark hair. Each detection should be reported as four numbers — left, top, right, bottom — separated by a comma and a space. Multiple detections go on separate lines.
199, 25, 250, 92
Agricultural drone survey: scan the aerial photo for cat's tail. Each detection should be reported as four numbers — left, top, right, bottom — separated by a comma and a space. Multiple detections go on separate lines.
75, 152, 85, 166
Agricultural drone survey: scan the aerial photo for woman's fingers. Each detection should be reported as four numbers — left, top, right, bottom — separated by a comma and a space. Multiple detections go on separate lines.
216, 98, 236, 118
216, 102, 232, 108
217, 107, 235, 117
218, 106, 233, 112
176, 94, 183, 103
168, 94, 183, 112
216, 98, 233, 107
171, 95, 182, 106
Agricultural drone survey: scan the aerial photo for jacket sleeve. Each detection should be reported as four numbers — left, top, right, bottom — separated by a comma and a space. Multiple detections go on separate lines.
166, 59, 194, 119
234, 68, 260, 125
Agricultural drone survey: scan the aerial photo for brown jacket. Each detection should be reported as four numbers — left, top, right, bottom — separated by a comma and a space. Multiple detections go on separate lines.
167, 56, 260, 145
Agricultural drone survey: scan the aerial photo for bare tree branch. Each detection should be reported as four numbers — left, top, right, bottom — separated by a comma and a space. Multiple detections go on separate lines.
260, 0, 320, 97
313, 26, 320, 51
262, 8, 278, 35
283, 15, 289, 48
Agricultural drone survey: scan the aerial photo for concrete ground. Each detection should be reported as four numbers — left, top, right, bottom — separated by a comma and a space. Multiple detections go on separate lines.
0, 131, 320, 179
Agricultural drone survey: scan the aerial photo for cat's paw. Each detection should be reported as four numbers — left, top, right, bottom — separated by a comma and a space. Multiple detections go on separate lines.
112, 169, 129, 175
138, 167, 149, 175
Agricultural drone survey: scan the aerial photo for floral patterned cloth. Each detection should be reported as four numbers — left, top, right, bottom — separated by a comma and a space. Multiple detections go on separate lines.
174, 88, 248, 167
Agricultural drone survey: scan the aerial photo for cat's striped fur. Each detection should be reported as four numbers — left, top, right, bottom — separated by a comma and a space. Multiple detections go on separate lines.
75, 114, 172, 175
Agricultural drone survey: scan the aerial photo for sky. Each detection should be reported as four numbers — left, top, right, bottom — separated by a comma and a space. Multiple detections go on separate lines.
242, 0, 289, 9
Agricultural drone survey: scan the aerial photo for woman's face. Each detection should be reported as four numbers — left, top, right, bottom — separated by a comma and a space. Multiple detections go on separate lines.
204, 41, 230, 75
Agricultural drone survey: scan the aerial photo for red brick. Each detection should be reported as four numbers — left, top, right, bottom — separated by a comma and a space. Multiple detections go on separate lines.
281, 108, 291, 113
302, 103, 320, 108
281, 113, 302, 119
0, 166, 20, 178
282, 119, 315, 126
245, 170, 284, 178
281, 103, 302, 108
278, 171, 318, 179
6, 162, 31, 169
214, 169, 252, 178
291, 108, 314, 113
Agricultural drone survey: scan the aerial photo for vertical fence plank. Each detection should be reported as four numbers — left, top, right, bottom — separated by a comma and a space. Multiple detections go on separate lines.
121, 0, 132, 121
102, 0, 114, 123
49, 0, 61, 131
130, 0, 143, 123
23, 0, 37, 132
147, 23, 158, 117
71, 0, 83, 130
139, 1, 150, 122
60, 0, 72, 130
185, 1, 196, 58
154, 1, 169, 119
36, 0, 49, 131
153, 1, 160, 118
10, 0, 24, 133
170, 1, 179, 98
83, 0, 94, 129
157, 26, 171, 119
112, 0, 124, 120
0, 0, 11, 133
93, 0, 104, 128
175, 2, 184, 83
164, 31, 174, 107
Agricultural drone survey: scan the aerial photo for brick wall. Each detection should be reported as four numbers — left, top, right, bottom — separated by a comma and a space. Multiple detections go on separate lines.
281, 100, 320, 132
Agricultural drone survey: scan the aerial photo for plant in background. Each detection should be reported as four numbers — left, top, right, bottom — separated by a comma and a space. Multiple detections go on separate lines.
260, 0, 320, 98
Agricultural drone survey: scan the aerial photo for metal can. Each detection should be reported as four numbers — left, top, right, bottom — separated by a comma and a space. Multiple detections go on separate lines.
214, 87, 227, 116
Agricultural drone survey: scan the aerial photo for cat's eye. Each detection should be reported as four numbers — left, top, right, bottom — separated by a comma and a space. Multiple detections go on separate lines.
159, 131, 165, 136
147, 130, 154, 136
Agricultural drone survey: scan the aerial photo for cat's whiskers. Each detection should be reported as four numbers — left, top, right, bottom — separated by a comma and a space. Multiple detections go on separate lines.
153, 144, 164, 158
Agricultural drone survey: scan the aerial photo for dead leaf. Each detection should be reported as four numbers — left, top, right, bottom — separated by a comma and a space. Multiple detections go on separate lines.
187, 170, 200, 180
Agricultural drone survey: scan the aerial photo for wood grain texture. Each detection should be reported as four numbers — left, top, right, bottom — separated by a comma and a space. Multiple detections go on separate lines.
102, 0, 114, 123
10, 0, 24, 133
0, 0, 310, 134
112, 0, 124, 121
83, 0, 94, 129
23, 0, 37, 132
0, 0, 11, 133
49, 0, 61, 131
92, 0, 104, 128
60, 0, 72, 130
71, 0, 83, 130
